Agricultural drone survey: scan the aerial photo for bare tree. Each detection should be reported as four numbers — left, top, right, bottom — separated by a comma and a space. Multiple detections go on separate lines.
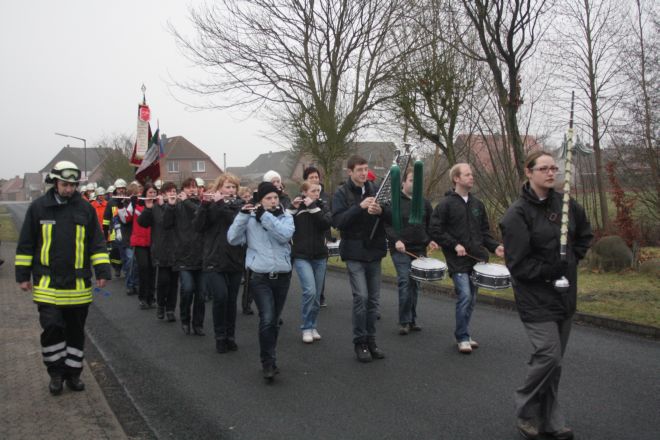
170, 0, 413, 178
457, 0, 554, 179
549, 0, 628, 229
97, 133, 135, 186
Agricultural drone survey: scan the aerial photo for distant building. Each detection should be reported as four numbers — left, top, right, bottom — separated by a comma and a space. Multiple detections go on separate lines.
160, 135, 224, 187
0, 176, 25, 201
22, 173, 44, 201
39, 146, 112, 183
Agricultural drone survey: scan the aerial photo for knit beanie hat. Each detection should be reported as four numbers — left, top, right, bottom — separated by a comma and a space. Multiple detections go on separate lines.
256, 182, 279, 202
263, 170, 281, 183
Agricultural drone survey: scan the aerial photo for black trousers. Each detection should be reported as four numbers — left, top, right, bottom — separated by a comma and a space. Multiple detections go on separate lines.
207, 271, 242, 339
134, 246, 155, 304
37, 303, 89, 378
155, 265, 179, 312
241, 268, 253, 311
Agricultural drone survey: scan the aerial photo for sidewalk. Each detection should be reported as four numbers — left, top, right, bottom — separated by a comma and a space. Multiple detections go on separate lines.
0, 244, 127, 440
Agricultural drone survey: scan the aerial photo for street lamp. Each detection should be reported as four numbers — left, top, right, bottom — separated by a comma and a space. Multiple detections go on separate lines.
54, 132, 87, 180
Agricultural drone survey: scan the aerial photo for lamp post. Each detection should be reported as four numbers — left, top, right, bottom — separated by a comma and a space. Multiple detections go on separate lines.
54, 132, 87, 180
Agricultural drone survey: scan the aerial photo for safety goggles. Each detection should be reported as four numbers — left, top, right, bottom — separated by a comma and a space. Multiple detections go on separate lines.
58, 168, 82, 180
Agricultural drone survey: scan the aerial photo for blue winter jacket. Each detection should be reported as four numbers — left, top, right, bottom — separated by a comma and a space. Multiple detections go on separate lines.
227, 209, 295, 274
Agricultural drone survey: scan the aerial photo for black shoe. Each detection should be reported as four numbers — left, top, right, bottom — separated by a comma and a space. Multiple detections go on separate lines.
242, 308, 254, 315
367, 342, 385, 359
543, 427, 574, 440
166, 311, 176, 322
263, 364, 276, 381
226, 339, 238, 351
139, 301, 149, 310
354, 343, 373, 363
216, 339, 228, 354
410, 322, 422, 332
193, 326, 206, 336
126, 288, 136, 296
516, 419, 539, 440
49, 376, 63, 395
65, 376, 85, 392
157, 307, 165, 319
181, 324, 191, 335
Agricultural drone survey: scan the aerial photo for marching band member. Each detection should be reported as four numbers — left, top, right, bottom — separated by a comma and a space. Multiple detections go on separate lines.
102, 178, 128, 279
193, 173, 246, 353
385, 167, 438, 336
138, 181, 179, 321
331, 155, 388, 363
289, 181, 332, 344
263, 170, 291, 209
228, 181, 294, 381
429, 163, 503, 354
166, 177, 206, 335
126, 183, 157, 309
501, 151, 592, 440
90, 187, 107, 230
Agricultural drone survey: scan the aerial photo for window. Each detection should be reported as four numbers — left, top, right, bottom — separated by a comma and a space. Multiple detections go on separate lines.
192, 160, 205, 173
167, 160, 179, 173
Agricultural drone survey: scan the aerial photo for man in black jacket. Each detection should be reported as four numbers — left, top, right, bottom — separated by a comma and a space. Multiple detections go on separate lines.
138, 181, 179, 322
429, 163, 503, 354
385, 167, 438, 335
15, 161, 111, 395
332, 155, 387, 363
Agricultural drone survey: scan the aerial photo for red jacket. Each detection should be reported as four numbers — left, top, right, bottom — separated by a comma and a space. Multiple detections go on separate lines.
127, 204, 151, 247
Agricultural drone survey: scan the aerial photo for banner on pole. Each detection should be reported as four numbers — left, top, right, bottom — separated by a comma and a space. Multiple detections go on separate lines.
135, 104, 151, 160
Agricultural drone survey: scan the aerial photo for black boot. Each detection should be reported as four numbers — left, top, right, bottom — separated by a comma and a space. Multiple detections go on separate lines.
49, 376, 63, 395
181, 323, 191, 335
367, 340, 385, 359
157, 307, 165, 319
354, 343, 373, 363
216, 339, 228, 354
193, 326, 206, 336
65, 375, 85, 392
166, 311, 176, 322
226, 338, 238, 351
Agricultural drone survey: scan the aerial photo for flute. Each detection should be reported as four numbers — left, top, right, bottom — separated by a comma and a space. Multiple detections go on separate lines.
554, 91, 575, 293
112, 196, 160, 200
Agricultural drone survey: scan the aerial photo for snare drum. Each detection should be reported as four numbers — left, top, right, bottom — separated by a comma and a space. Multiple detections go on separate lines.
327, 240, 340, 258
470, 263, 511, 290
410, 257, 447, 282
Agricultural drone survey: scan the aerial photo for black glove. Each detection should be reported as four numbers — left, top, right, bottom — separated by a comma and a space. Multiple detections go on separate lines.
270, 206, 284, 217
122, 198, 131, 207
541, 260, 569, 280
255, 205, 266, 222
130, 195, 138, 206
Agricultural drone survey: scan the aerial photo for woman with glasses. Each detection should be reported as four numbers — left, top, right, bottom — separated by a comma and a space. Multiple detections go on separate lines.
500, 151, 593, 440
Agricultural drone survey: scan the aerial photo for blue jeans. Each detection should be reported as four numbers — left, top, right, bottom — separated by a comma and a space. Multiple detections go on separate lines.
123, 246, 138, 290
452, 272, 478, 342
294, 258, 327, 331
206, 271, 242, 340
391, 251, 420, 325
179, 270, 205, 327
345, 260, 381, 344
250, 272, 291, 367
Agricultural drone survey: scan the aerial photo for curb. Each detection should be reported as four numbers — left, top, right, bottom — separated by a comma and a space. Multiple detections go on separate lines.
327, 265, 660, 340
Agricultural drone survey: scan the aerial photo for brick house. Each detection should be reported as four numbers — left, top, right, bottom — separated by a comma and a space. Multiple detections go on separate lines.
0, 176, 25, 201
160, 135, 224, 187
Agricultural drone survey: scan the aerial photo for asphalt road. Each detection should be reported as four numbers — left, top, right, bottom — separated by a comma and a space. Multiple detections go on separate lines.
5, 201, 659, 440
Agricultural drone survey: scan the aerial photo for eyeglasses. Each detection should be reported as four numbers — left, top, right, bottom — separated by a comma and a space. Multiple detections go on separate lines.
531, 166, 559, 174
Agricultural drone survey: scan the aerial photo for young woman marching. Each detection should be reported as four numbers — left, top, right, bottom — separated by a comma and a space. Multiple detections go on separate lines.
289, 182, 332, 343
127, 183, 157, 309
193, 173, 246, 353
500, 151, 593, 440
227, 181, 294, 382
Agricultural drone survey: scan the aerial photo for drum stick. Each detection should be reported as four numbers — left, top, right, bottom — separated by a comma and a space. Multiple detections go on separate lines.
404, 250, 421, 259
465, 253, 485, 263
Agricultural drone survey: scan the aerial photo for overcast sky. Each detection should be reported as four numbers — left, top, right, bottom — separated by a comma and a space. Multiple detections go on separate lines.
0, 0, 277, 180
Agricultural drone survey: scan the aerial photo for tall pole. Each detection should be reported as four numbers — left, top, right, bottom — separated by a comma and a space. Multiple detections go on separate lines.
54, 132, 87, 179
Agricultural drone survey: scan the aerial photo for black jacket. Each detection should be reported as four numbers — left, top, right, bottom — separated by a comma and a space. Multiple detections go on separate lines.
331, 178, 387, 262
193, 199, 245, 272
385, 193, 433, 256
137, 203, 177, 267
500, 183, 593, 322
15, 189, 111, 306
288, 199, 332, 260
164, 198, 203, 270
429, 190, 500, 273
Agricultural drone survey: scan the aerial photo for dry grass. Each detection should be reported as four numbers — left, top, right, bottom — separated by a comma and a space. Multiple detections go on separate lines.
0, 206, 19, 241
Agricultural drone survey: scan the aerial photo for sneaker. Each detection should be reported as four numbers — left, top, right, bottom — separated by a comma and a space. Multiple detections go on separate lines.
320, 299, 328, 308
399, 324, 410, 335
139, 301, 149, 310
263, 364, 276, 382
367, 341, 385, 359
216, 339, 228, 354
166, 311, 176, 322
354, 343, 372, 363
516, 419, 539, 440
302, 330, 314, 344
544, 427, 574, 440
469, 338, 479, 348
458, 341, 472, 354
410, 322, 422, 332
156, 307, 165, 320
311, 329, 322, 340
226, 338, 238, 351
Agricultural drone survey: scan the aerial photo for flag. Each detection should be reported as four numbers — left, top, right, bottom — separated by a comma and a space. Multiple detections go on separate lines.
135, 128, 161, 184
130, 123, 152, 167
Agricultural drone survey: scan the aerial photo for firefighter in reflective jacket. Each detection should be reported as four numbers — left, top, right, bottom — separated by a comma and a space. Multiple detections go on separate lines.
15, 161, 111, 395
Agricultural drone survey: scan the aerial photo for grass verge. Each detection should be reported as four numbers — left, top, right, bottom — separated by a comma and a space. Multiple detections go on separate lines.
328, 248, 660, 328
0, 205, 19, 242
